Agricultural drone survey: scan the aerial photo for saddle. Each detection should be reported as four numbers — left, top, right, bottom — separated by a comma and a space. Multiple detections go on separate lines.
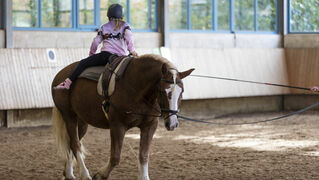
79, 55, 133, 107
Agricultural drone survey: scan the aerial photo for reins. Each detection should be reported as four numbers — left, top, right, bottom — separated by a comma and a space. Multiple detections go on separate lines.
104, 79, 178, 119
102, 64, 180, 118
190, 74, 311, 91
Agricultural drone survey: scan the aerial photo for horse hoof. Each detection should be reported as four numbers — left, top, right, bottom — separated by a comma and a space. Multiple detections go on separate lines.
82, 178, 92, 180
64, 178, 76, 180
92, 173, 108, 180
63, 170, 76, 180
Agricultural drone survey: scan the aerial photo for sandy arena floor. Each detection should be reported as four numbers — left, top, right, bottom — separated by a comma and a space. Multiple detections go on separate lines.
1, 111, 319, 180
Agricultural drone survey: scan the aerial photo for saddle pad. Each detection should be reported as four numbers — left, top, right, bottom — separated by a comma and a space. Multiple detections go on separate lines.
97, 56, 132, 96
78, 66, 105, 82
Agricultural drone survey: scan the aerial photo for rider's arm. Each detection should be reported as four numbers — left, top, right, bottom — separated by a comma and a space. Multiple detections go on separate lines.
89, 30, 103, 56
124, 29, 138, 56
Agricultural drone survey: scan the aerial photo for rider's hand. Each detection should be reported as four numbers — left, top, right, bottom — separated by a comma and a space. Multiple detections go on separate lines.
130, 51, 138, 57
310, 86, 319, 92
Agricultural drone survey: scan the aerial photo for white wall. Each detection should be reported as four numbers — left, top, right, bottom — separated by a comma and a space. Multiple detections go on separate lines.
0, 47, 155, 110
170, 33, 282, 48
12, 31, 161, 49
168, 48, 289, 100
10, 31, 319, 49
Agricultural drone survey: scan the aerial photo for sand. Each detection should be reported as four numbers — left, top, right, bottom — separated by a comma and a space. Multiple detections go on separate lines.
1, 111, 319, 180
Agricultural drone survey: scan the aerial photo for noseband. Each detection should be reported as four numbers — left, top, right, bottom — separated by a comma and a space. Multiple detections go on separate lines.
158, 78, 182, 119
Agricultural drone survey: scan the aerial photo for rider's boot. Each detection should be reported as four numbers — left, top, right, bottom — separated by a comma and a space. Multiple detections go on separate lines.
54, 78, 72, 90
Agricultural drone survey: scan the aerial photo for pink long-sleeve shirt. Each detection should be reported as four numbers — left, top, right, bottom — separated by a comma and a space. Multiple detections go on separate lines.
89, 21, 134, 56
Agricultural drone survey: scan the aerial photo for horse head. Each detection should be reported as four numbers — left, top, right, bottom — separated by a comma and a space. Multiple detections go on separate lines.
159, 63, 194, 131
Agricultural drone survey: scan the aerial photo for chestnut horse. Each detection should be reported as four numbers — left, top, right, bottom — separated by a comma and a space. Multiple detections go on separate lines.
51, 54, 194, 180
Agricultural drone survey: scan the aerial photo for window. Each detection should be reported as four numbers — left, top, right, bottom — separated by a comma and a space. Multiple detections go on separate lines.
218, 0, 229, 31
235, 0, 254, 31
12, 0, 157, 31
191, 0, 212, 30
258, 0, 277, 31
169, 0, 187, 30
169, 0, 278, 33
79, 0, 95, 26
41, 0, 72, 28
130, 0, 157, 30
12, 0, 38, 27
289, 0, 319, 33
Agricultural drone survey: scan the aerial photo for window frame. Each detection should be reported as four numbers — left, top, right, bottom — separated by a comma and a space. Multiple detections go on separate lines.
288, 0, 319, 34
77, 0, 100, 30
12, 0, 158, 32
170, 0, 279, 34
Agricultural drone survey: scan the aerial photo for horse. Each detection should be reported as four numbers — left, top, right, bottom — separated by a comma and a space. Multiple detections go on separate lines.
51, 54, 194, 180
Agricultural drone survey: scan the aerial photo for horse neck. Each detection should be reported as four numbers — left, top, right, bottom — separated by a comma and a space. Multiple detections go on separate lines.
124, 58, 163, 104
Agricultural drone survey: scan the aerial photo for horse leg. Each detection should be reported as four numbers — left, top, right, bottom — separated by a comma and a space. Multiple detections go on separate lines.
78, 118, 88, 140
63, 150, 75, 180
64, 119, 88, 180
64, 116, 91, 180
93, 126, 126, 180
52, 106, 77, 180
138, 120, 158, 180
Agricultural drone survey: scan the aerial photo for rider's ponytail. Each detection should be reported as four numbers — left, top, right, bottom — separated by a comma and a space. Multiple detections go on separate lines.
111, 18, 124, 31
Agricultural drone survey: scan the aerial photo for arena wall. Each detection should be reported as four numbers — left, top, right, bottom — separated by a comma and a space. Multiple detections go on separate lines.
12, 31, 161, 49
0, 29, 4, 48
284, 34, 319, 48
2, 32, 319, 127
170, 33, 282, 48
0, 110, 5, 127
180, 96, 284, 119
7, 108, 52, 128
169, 48, 289, 99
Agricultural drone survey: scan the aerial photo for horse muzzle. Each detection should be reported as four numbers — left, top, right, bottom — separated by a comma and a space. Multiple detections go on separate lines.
165, 115, 179, 131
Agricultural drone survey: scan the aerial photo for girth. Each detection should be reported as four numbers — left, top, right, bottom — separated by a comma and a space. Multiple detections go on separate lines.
78, 55, 133, 116
101, 56, 133, 97
98, 56, 133, 114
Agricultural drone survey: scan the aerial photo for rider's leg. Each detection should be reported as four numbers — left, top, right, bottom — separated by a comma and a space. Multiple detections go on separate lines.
54, 51, 112, 90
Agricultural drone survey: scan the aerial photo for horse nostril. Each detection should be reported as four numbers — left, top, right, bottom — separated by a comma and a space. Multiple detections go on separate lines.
176, 123, 179, 128
165, 122, 170, 128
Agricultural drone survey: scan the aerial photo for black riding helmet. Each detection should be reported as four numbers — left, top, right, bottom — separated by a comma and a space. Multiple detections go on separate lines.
107, 4, 124, 19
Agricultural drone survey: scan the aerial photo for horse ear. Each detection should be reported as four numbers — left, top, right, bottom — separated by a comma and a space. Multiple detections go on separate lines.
162, 63, 168, 75
179, 68, 195, 79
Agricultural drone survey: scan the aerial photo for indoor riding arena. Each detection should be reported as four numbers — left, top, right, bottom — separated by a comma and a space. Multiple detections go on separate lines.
1, 0, 319, 180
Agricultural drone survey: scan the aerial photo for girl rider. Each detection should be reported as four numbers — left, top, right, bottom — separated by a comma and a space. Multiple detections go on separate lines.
55, 3, 138, 90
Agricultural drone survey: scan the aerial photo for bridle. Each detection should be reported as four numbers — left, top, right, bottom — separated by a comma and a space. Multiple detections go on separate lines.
103, 75, 184, 119
158, 78, 183, 119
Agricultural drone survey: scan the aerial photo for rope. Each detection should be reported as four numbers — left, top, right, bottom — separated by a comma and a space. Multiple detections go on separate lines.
190, 74, 311, 91
177, 101, 319, 125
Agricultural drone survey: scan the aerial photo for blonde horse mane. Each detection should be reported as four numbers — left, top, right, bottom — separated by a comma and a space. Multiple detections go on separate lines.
137, 54, 177, 70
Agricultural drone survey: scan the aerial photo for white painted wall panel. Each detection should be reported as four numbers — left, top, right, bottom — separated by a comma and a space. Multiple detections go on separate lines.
170, 33, 282, 48
0, 48, 154, 109
13, 31, 161, 49
168, 48, 289, 99
0, 48, 288, 109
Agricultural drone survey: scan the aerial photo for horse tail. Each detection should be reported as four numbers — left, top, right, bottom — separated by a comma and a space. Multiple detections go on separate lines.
52, 106, 72, 162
